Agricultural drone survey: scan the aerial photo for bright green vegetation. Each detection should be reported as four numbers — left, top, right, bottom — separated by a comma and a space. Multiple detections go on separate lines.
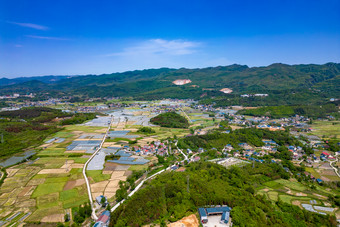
150, 112, 189, 128
60, 186, 89, 209
137, 126, 156, 134
86, 170, 111, 183
178, 128, 301, 151
31, 182, 66, 198
238, 104, 339, 119
110, 162, 336, 226
128, 165, 148, 171
0, 107, 96, 158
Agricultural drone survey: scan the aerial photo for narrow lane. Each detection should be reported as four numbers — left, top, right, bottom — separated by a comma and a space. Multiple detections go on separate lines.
83, 115, 113, 220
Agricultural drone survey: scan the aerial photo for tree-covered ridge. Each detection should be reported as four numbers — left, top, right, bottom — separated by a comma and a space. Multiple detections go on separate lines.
237, 103, 339, 119
178, 128, 301, 151
0, 63, 339, 103
150, 112, 189, 128
110, 162, 336, 226
0, 107, 96, 158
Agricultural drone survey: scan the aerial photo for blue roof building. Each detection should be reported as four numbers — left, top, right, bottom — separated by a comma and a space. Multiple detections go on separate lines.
198, 206, 231, 225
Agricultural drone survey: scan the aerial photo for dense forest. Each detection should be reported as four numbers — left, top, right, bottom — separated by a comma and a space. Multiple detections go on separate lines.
178, 128, 301, 151
150, 112, 189, 128
1, 63, 339, 106
110, 162, 336, 226
237, 103, 339, 119
0, 107, 96, 158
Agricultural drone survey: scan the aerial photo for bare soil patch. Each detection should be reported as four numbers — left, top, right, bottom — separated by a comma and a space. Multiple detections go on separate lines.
18, 186, 34, 197
296, 192, 307, 196
38, 169, 68, 174
6, 168, 19, 177
90, 181, 109, 193
167, 214, 199, 227
16, 199, 36, 207
292, 200, 301, 207
313, 193, 328, 199
27, 178, 45, 186
41, 213, 64, 223
64, 179, 85, 190
110, 171, 125, 179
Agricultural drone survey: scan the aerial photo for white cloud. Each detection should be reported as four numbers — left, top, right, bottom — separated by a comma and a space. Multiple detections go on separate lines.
8, 21, 49, 30
14, 44, 23, 48
26, 35, 69, 40
107, 39, 200, 57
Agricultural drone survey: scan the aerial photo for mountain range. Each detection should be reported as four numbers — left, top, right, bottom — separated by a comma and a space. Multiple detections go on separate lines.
0, 63, 339, 101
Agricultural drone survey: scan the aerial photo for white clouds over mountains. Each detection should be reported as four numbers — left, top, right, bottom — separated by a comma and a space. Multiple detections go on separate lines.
107, 39, 200, 57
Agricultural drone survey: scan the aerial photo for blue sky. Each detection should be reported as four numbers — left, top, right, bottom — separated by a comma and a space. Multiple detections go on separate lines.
1, 0, 339, 78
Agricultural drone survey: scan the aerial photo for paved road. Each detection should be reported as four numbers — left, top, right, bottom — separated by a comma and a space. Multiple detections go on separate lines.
109, 141, 190, 215
83, 116, 114, 220
329, 153, 340, 178
111, 167, 169, 213
175, 141, 189, 161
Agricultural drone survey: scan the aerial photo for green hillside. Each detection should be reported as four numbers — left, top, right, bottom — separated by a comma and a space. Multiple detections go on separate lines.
1, 63, 339, 105
150, 112, 189, 128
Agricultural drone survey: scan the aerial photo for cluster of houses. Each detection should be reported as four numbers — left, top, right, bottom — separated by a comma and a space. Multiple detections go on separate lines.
0, 93, 35, 99
132, 141, 169, 156
240, 93, 268, 97
76, 105, 109, 113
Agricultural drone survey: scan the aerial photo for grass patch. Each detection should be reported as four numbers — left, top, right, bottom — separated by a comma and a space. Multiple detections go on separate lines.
274, 179, 307, 191
31, 182, 66, 198
310, 121, 340, 139
128, 165, 148, 171
264, 181, 281, 189
305, 167, 321, 179
64, 125, 106, 133
106, 137, 132, 142
279, 195, 294, 204
26, 206, 64, 222
60, 189, 78, 201
86, 170, 110, 183
37, 192, 60, 209
44, 177, 69, 183
72, 157, 88, 164
268, 191, 278, 201
323, 175, 340, 181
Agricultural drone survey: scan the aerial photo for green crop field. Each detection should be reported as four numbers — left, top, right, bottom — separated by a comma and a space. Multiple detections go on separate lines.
274, 179, 307, 191
31, 182, 66, 198
26, 205, 64, 222
310, 121, 340, 139
128, 165, 148, 171
37, 192, 60, 209
86, 170, 111, 183
268, 191, 278, 201
60, 188, 78, 201
305, 167, 321, 178
64, 125, 106, 133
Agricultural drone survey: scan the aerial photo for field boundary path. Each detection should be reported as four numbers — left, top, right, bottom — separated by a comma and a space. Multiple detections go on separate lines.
180, 107, 192, 123
83, 116, 114, 220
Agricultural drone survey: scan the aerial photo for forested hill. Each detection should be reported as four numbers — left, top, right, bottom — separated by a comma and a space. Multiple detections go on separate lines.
1, 63, 339, 102
110, 162, 337, 226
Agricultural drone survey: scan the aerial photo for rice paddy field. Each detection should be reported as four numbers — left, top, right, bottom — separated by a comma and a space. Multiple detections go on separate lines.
0, 123, 106, 225
256, 178, 338, 216
0, 106, 219, 225
309, 120, 340, 139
